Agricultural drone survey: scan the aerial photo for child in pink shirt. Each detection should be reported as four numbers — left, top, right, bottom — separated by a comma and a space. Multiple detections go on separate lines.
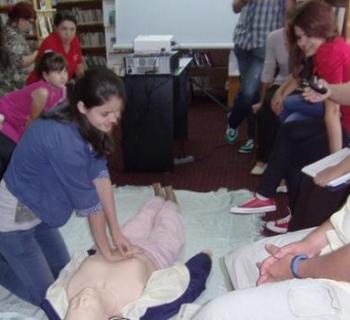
0, 51, 67, 180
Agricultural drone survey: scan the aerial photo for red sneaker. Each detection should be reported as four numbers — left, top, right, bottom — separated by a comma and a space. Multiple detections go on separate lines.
230, 194, 276, 214
265, 213, 291, 234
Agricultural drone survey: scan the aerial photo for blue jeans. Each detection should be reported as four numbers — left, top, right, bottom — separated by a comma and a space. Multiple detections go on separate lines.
0, 222, 70, 306
279, 94, 324, 123
228, 46, 265, 139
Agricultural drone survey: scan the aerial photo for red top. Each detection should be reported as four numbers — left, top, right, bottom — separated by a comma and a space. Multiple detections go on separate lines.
26, 32, 83, 84
313, 37, 350, 134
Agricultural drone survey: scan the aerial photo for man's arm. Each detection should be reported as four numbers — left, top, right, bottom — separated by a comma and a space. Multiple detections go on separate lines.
298, 244, 350, 281
232, 0, 250, 13
258, 220, 333, 285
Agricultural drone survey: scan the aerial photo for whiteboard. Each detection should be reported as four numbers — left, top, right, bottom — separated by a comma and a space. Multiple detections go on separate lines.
115, 0, 238, 49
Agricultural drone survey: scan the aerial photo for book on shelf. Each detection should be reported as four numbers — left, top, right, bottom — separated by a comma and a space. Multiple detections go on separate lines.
302, 148, 350, 188
46, 15, 53, 33
332, 6, 346, 36
80, 31, 105, 47
38, 15, 49, 38
203, 53, 212, 66
0, 0, 16, 6
84, 55, 106, 68
71, 8, 102, 25
193, 52, 212, 67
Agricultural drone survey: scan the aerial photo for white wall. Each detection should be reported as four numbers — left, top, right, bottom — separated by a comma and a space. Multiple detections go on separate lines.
115, 0, 238, 49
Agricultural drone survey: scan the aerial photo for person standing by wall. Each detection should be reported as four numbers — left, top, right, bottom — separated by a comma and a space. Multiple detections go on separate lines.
226, 0, 295, 153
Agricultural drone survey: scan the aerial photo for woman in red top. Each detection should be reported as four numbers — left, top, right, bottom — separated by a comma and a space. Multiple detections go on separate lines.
27, 11, 84, 84
230, 0, 350, 230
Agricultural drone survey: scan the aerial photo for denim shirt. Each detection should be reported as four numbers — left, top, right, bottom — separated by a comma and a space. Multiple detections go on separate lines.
4, 119, 108, 227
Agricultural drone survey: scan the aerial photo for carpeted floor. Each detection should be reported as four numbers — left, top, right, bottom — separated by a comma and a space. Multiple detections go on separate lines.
108, 96, 288, 228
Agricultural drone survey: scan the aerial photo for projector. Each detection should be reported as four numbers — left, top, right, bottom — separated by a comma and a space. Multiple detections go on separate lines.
124, 51, 179, 75
134, 35, 174, 53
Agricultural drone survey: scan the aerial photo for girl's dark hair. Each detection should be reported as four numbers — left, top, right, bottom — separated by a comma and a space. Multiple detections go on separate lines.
53, 11, 77, 27
35, 51, 67, 79
287, 0, 338, 77
42, 68, 127, 157
7, 2, 36, 22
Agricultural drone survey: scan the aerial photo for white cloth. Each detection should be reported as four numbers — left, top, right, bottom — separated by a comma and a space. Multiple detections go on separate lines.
122, 264, 189, 319
192, 196, 350, 319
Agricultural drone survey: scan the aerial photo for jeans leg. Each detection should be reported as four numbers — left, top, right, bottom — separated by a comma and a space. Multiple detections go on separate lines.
34, 223, 70, 279
257, 119, 326, 198
0, 227, 56, 305
228, 47, 265, 135
279, 94, 324, 123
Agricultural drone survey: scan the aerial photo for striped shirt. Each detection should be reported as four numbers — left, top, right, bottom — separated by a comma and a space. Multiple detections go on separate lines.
233, 0, 286, 50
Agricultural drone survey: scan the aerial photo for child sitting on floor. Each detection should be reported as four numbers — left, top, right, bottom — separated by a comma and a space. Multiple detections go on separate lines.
42, 184, 212, 320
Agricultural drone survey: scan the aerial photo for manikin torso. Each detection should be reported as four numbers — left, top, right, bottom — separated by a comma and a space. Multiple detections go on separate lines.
65, 250, 157, 319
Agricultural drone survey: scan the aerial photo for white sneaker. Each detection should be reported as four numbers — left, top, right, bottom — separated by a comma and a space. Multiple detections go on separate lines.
250, 163, 267, 175
276, 184, 288, 193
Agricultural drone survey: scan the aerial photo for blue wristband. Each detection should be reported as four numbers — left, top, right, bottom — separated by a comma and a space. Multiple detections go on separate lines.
290, 254, 308, 279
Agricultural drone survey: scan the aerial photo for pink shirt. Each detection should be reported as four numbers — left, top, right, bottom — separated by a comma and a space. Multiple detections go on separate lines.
0, 80, 66, 142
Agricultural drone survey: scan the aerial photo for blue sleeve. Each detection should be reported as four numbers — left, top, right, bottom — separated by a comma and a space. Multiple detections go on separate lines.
46, 124, 108, 217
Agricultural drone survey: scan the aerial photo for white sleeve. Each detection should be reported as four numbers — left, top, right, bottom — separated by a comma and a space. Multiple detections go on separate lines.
261, 31, 278, 83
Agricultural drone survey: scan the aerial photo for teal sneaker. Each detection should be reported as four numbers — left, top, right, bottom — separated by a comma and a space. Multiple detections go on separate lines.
238, 139, 254, 153
225, 127, 238, 144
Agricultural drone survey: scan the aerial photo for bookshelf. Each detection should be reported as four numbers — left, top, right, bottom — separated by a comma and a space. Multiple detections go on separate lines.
103, 0, 123, 70
32, 0, 55, 41
181, 49, 230, 100
54, 0, 106, 67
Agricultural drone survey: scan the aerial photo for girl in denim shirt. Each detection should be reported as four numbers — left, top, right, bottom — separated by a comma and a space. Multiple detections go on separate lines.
0, 68, 131, 307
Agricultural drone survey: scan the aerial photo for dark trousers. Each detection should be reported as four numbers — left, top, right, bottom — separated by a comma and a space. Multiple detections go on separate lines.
0, 132, 16, 180
256, 84, 281, 163
288, 174, 350, 231
284, 125, 350, 231
257, 119, 331, 198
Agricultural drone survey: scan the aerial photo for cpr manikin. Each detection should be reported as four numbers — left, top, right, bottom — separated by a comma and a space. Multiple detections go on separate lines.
61, 184, 211, 320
